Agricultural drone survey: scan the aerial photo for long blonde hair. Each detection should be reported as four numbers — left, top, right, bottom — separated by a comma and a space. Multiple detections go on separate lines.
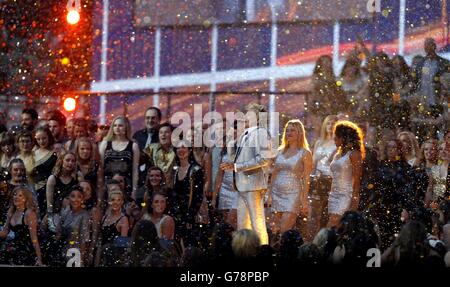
397, 131, 421, 160
52, 151, 77, 179
7, 185, 38, 217
104, 115, 132, 142
319, 115, 338, 142
279, 119, 310, 152
74, 137, 98, 173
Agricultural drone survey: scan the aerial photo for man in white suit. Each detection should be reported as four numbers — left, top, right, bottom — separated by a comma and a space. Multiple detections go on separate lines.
221, 103, 273, 245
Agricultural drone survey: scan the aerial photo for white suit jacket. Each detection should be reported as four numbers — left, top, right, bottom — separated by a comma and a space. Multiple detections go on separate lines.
233, 126, 274, 192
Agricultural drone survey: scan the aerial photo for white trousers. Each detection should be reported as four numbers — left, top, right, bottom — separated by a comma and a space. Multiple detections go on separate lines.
237, 189, 269, 245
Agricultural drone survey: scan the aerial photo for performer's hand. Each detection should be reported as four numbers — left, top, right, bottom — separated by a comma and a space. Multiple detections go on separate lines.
220, 162, 234, 171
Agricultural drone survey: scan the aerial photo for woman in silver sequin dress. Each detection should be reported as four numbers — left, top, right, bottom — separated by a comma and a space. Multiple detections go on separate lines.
269, 119, 312, 234
308, 115, 337, 238
212, 127, 238, 229
327, 121, 364, 228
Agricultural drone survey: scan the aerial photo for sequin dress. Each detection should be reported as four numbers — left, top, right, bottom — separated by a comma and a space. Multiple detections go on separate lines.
218, 152, 238, 210
271, 149, 305, 213
427, 165, 448, 202
328, 152, 353, 215
315, 144, 336, 176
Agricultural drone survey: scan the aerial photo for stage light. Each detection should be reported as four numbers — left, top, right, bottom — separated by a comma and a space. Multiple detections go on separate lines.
67, 10, 80, 25
61, 57, 70, 65
64, 97, 77, 112
66, 0, 81, 25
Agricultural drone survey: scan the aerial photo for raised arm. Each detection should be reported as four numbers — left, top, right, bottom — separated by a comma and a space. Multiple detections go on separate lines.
46, 175, 56, 214
350, 150, 362, 210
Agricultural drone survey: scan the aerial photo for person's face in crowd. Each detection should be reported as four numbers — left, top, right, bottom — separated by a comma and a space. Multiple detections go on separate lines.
159, 126, 172, 146
401, 209, 410, 223
392, 57, 400, 69
285, 124, 299, 146
1, 142, 14, 156
66, 119, 75, 139
48, 120, 62, 139
74, 125, 87, 139
176, 144, 190, 161
79, 181, 92, 201
62, 154, 76, 173
113, 118, 127, 138
333, 134, 343, 148
386, 140, 399, 161
424, 40, 436, 56
78, 141, 92, 161
398, 135, 412, 155
145, 109, 160, 131
69, 190, 83, 210
438, 142, 450, 161
18, 136, 33, 153
423, 142, 438, 163
326, 119, 336, 137
148, 169, 163, 188
35, 130, 49, 149
11, 162, 25, 183
109, 193, 124, 212
112, 174, 126, 191
21, 113, 36, 131
13, 190, 26, 209
151, 194, 167, 215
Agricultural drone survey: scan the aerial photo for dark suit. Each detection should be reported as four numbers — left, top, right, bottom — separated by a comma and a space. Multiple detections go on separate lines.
132, 128, 159, 151
133, 128, 159, 188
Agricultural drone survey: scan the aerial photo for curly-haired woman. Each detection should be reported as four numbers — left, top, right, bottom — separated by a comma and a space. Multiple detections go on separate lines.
327, 121, 365, 228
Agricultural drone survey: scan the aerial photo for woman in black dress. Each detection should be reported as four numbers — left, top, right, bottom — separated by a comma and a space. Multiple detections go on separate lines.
1, 159, 29, 227
96, 189, 129, 266
171, 140, 204, 250
33, 126, 57, 218
45, 152, 78, 230
0, 186, 42, 266
75, 136, 99, 190
98, 116, 139, 208
139, 166, 166, 210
